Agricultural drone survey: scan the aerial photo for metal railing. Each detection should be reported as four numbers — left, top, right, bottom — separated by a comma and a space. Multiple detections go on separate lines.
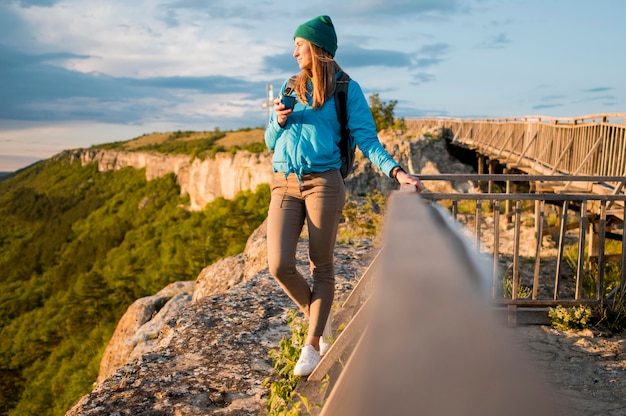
418, 174, 626, 310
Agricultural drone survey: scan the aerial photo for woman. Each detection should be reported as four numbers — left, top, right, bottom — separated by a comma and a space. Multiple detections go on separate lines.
265, 15, 422, 376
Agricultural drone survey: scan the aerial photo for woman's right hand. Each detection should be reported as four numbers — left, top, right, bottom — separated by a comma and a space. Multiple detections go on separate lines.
274, 97, 293, 128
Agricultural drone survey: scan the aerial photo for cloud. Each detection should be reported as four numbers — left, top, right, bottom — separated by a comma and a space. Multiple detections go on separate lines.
11, 0, 59, 7
337, 45, 414, 68
413, 43, 449, 68
541, 95, 567, 102
531, 93, 566, 111
132, 76, 265, 95
583, 87, 612, 94
481, 32, 511, 49
263, 44, 416, 72
0, 44, 267, 125
410, 72, 436, 85
329, 0, 463, 17
533, 103, 563, 110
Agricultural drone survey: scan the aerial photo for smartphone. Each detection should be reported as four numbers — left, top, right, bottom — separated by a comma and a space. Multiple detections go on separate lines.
281, 95, 296, 110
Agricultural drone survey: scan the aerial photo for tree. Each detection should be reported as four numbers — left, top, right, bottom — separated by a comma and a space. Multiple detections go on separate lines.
368, 93, 405, 132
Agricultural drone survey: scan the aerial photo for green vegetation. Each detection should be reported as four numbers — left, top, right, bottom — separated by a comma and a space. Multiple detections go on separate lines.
597, 288, 626, 333
549, 305, 592, 331
498, 274, 533, 299
264, 310, 307, 415
264, 310, 326, 416
0, 158, 270, 415
337, 190, 386, 244
368, 93, 405, 132
133, 130, 228, 159
563, 242, 623, 299
91, 128, 268, 159
561, 241, 626, 332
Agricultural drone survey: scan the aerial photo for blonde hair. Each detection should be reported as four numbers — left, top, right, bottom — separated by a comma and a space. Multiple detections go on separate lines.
294, 42, 342, 109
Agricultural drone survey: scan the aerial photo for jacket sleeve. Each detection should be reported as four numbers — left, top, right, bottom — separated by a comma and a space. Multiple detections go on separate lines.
264, 112, 283, 151
346, 80, 400, 177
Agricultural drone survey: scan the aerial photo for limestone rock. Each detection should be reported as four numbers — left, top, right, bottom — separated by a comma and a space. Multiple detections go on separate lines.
193, 255, 246, 302
378, 128, 477, 193
97, 281, 195, 383
77, 149, 275, 211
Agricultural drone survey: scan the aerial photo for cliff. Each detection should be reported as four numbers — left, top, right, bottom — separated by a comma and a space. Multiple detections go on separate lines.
76, 149, 276, 211
74, 129, 474, 211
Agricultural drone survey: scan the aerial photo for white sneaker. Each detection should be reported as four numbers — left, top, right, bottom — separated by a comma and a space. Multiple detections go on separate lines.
319, 336, 331, 356
293, 344, 321, 376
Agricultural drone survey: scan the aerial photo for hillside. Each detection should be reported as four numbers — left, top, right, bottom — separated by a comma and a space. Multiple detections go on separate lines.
0, 151, 270, 415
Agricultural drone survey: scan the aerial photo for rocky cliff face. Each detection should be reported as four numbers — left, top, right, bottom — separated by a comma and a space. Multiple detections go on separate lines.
75, 129, 474, 211
77, 149, 276, 210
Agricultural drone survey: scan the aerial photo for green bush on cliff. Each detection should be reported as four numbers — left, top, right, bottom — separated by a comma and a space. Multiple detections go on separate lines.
0, 158, 270, 415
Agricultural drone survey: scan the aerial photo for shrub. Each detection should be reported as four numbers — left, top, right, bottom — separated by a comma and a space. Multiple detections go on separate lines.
337, 191, 386, 244
499, 273, 532, 299
596, 288, 626, 333
369, 93, 399, 132
548, 305, 592, 331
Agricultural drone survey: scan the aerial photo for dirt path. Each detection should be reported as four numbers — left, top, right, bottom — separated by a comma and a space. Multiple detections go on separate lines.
512, 325, 626, 416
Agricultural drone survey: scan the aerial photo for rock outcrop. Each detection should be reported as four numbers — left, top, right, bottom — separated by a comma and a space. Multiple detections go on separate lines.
97, 281, 196, 383
66, 222, 377, 415
76, 150, 275, 211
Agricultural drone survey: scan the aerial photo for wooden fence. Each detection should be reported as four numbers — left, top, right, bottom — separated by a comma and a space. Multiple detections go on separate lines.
291, 114, 626, 412
404, 113, 626, 186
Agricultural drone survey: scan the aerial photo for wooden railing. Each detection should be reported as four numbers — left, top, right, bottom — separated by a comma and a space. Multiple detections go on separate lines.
404, 113, 626, 184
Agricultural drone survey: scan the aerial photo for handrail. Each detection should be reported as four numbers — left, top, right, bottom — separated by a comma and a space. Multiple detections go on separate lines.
296, 175, 624, 413
407, 112, 626, 124
318, 186, 563, 415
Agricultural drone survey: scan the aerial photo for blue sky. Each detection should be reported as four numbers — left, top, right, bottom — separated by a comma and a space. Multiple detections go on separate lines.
1, 0, 624, 171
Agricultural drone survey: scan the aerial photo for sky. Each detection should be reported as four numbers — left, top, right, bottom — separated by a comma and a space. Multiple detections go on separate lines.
0, 0, 624, 172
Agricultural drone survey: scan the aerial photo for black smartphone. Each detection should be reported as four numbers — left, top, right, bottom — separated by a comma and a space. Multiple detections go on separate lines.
281, 95, 296, 110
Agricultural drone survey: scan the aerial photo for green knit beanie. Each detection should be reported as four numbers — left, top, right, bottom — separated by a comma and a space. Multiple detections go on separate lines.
293, 15, 338, 57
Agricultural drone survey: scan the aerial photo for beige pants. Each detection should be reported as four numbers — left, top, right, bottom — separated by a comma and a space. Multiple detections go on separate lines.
267, 170, 346, 337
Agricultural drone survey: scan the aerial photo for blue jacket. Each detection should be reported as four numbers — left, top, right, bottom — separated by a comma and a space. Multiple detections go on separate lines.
264, 73, 399, 180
